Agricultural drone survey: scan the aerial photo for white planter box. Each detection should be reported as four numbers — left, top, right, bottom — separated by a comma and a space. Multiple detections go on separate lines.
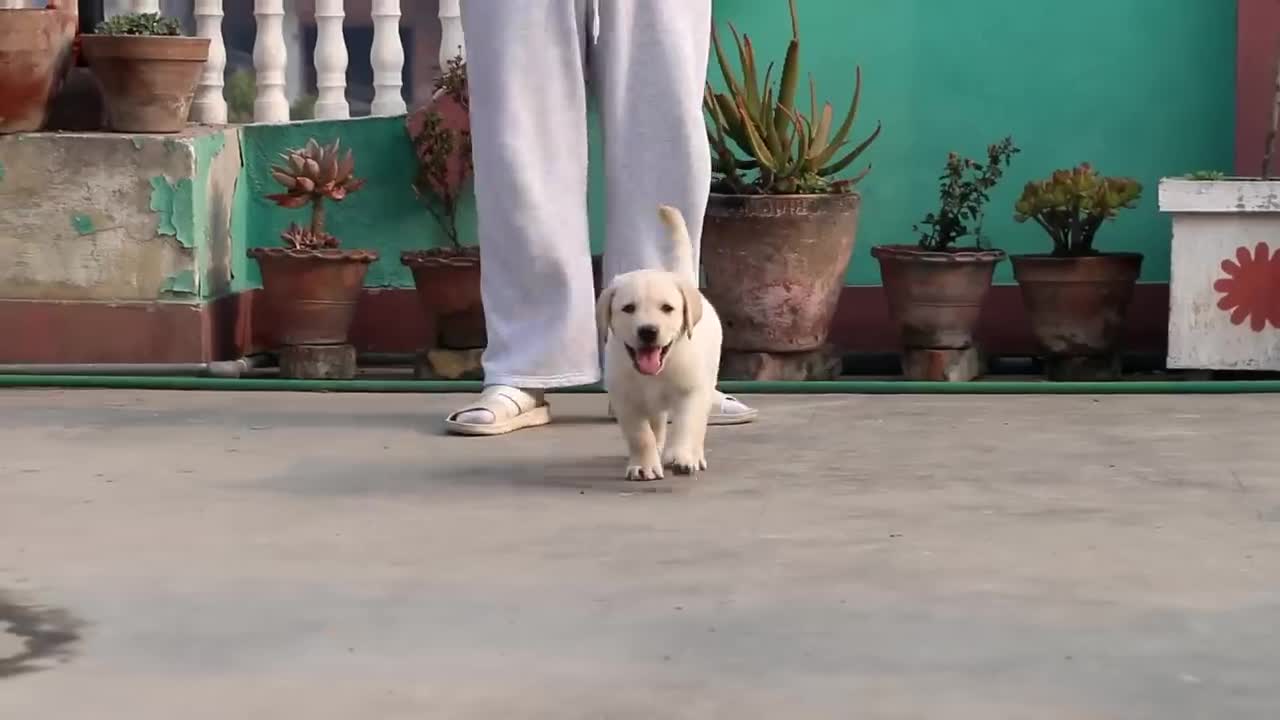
1159, 178, 1280, 370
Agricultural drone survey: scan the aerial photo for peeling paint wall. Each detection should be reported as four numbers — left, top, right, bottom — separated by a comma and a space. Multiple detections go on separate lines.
197, 131, 241, 298
0, 128, 239, 302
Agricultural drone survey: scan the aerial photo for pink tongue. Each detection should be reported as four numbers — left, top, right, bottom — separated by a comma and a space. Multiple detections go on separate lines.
634, 347, 663, 375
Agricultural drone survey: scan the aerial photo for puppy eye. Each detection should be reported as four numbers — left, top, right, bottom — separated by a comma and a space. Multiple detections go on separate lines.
660, 303, 675, 314
621, 303, 636, 314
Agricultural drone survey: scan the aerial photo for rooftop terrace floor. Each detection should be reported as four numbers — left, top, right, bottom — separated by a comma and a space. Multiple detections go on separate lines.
1, 389, 1277, 719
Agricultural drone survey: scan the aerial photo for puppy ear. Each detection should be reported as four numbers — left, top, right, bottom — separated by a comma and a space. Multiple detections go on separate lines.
678, 280, 703, 339
595, 286, 616, 344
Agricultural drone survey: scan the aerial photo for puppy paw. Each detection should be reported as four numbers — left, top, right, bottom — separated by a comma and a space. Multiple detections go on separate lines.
625, 461, 664, 481
664, 447, 703, 476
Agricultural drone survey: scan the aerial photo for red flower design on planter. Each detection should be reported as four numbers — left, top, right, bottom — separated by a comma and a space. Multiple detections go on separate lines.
1214, 242, 1280, 332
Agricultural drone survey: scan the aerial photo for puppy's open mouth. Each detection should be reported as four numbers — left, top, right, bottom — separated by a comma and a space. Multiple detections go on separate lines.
626, 342, 672, 376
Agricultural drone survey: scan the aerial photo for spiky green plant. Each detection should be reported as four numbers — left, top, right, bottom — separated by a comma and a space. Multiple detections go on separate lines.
1013, 163, 1142, 257
704, 0, 881, 195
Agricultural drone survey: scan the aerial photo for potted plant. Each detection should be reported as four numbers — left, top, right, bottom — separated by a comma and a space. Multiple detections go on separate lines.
702, 0, 881, 367
871, 138, 1019, 381
0, 0, 77, 133
402, 54, 488, 351
1012, 164, 1143, 380
79, 12, 209, 133
1157, 49, 1280, 370
249, 138, 378, 353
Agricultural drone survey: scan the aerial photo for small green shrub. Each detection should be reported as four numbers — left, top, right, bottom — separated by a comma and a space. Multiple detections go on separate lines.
225, 69, 256, 124
915, 137, 1020, 251
95, 12, 183, 37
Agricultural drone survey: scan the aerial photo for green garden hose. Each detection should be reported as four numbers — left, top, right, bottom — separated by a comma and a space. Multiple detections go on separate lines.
1, 374, 1279, 394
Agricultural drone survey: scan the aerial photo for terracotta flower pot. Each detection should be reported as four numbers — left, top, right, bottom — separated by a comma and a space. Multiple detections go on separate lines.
249, 248, 378, 346
401, 249, 486, 350
1010, 252, 1143, 381
79, 35, 209, 133
702, 193, 860, 352
400, 250, 603, 350
872, 244, 1005, 381
0, 7, 78, 134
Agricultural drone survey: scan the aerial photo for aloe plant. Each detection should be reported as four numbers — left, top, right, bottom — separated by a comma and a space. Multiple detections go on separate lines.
704, 0, 881, 195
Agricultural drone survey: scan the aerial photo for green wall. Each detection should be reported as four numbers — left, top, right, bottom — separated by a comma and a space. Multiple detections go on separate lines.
237, 0, 1235, 289
712, 0, 1236, 285
235, 115, 469, 289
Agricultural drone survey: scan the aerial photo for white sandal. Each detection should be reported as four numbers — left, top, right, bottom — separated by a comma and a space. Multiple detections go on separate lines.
709, 393, 758, 425
606, 392, 758, 426
444, 386, 552, 436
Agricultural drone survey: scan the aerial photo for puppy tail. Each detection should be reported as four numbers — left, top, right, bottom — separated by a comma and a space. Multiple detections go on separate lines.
657, 204, 696, 284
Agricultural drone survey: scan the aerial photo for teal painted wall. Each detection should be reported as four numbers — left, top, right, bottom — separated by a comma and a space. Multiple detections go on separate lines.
237, 0, 1235, 289
236, 116, 470, 289
710, 0, 1235, 284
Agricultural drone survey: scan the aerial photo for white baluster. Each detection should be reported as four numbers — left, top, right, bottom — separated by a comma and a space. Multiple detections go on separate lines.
369, 0, 406, 116
312, 0, 348, 119
438, 0, 465, 69
252, 0, 290, 123
128, 0, 160, 12
191, 0, 227, 124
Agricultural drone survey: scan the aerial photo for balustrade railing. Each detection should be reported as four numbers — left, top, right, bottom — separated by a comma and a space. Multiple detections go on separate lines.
3, 0, 464, 124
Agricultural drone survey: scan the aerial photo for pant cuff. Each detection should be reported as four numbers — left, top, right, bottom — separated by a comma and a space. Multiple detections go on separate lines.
484, 371, 601, 390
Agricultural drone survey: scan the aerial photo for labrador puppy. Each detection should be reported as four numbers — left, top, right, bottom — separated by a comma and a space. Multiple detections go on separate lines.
596, 205, 723, 480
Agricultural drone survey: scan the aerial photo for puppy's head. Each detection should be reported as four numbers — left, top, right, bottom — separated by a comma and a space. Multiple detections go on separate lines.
597, 270, 703, 376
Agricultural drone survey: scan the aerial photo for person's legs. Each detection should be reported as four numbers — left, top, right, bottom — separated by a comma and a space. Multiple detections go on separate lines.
592, 0, 757, 425
447, 0, 597, 434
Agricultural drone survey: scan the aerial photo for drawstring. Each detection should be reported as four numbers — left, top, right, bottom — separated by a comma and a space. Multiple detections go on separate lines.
591, 0, 601, 44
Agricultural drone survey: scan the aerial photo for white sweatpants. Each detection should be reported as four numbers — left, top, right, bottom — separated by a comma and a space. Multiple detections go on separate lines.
461, 0, 713, 388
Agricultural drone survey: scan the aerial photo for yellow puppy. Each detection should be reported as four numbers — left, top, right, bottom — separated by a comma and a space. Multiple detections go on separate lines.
596, 206, 723, 480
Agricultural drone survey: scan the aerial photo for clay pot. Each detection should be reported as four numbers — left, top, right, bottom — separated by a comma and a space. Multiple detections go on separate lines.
0, 7, 78, 134
401, 250, 604, 350
1010, 253, 1143, 381
401, 249, 486, 350
872, 245, 1005, 380
79, 35, 209, 133
248, 248, 378, 346
702, 193, 860, 352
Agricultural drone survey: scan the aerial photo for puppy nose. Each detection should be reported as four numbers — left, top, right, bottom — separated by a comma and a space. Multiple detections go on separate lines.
637, 325, 659, 344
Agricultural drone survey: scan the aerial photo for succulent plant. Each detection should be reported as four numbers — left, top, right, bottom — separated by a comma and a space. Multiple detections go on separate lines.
704, 0, 881, 195
1013, 164, 1142, 257
1183, 169, 1225, 181
267, 138, 365, 250
95, 12, 183, 37
916, 137, 1020, 252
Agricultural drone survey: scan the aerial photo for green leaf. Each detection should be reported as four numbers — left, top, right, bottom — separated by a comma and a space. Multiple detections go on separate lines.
818, 120, 882, 176
813, 66, 865, 169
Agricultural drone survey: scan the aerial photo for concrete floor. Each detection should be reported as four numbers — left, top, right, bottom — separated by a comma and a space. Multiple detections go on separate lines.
0, 389, 1278, 719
